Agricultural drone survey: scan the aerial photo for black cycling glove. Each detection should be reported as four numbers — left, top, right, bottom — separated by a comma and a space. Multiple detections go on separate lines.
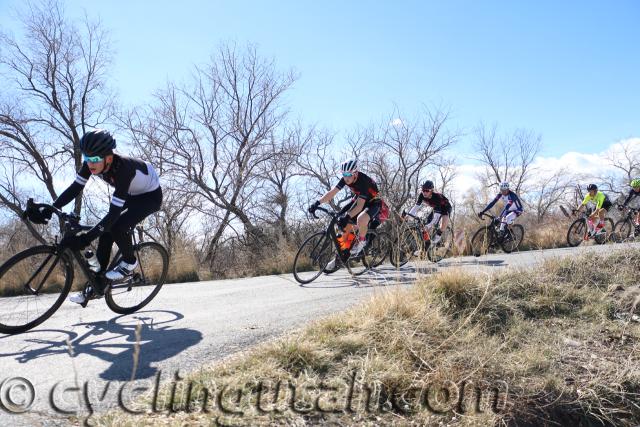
308, 200, 320, 214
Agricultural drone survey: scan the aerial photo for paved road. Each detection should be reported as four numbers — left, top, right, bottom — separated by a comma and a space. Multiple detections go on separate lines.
0, 241, 637, 425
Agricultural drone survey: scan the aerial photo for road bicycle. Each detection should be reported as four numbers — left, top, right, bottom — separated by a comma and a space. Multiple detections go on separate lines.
389, 210, 453, 267
292, 206, 390, 284
614, 206, 640, 241
471, 213, 525, 256
566, 209, 614, 247
0, 199, 169, 334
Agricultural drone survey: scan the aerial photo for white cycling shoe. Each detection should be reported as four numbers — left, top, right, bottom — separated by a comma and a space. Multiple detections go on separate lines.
69, 292, 88, 304
105, 259, 138, 281
350, 239, 367, 256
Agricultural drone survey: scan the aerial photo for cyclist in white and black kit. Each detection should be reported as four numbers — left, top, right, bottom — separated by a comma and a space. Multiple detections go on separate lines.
402, 180, 451, 245
27, 130, 162, 304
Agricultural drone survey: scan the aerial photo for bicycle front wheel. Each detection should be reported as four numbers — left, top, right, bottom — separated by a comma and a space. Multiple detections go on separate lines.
471, 226, 493, 257
389, 228, 420, 267
105, 242, 169, 314
614, 218, 634, 240
566, 219, 586, 247
0, 246, 74, 334
427, 225, 454, 263
293, 232, 334, 284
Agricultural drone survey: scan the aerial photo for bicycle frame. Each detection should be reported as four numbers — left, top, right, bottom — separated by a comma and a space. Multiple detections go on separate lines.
403, 211, 442, 239
312, 206, 359, 260
24, 199, 146, 295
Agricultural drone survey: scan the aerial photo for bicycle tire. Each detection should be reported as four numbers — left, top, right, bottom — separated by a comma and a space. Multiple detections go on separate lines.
366, 230, 391, 268
105, 242, 169, 314
566, 218, 586, 247
471, 226, 493, 257
389, 227, 420, 267
614, 218, 634, 240
427, 225, 453, 263
0, 245, 74, 334
293, 232, 333, 284
501, 224, 525, 253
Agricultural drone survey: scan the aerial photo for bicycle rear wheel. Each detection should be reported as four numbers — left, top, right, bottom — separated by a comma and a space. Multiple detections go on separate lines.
0, 246, 74, 334
566, 219, 586, 247
105, 242, 169, 314
365, 230, 391, 268
293, 232, 334, 284
427, 225, 453, 262
501, 224, 525, 253
471, 226, 493, 256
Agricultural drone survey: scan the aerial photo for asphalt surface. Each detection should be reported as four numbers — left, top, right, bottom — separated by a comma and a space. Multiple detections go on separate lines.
0, 241, 638, 425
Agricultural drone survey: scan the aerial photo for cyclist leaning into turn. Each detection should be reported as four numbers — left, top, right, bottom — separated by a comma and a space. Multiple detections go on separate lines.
574, 183, 612, 236
478, 181, 523, 237
308, 159, 386, 267
25, 129, 163, 304
401, 180, 451, 245
618, 178, 640, 226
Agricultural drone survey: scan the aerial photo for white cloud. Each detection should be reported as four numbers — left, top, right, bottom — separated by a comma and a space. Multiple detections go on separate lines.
449, 137, 640, 196
390, 118, 404, 127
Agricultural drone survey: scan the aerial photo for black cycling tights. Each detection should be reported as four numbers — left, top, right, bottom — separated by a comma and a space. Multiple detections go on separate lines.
96, 187, 162, 270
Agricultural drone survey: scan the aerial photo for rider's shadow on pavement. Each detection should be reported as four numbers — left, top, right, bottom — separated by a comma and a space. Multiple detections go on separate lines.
2, 310, 202, 381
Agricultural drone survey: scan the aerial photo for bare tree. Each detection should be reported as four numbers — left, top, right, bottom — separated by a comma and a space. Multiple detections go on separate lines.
366, 107, 457, 213
295, 128, 356, 210
473, 123, 542, 194
129, 43, 296, 265
0, 0, 115, 234
606, 140, 640, 183
528, 168, 574, 223
600, 140, 640, 200
254, 125, 313, 236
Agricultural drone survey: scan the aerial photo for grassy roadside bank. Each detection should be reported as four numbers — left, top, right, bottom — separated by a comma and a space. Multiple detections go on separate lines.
92, 249, 640, 426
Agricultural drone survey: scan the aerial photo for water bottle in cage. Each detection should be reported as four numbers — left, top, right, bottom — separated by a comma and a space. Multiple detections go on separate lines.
84, 249, 101, 273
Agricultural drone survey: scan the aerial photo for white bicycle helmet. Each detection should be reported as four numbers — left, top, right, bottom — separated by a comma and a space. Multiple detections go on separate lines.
499, 181, 510, 191
340, 158, 358, 173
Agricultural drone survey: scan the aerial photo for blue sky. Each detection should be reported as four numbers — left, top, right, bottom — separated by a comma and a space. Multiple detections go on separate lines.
1, 0, 638, 157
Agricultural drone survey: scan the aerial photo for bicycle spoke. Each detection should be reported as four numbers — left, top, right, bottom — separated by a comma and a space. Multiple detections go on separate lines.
0, 246, 73, 334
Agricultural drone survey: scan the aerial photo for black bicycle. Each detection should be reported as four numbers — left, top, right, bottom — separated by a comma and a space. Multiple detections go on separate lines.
471, 213, 524, 256
293, 206, 390, 284
389, 211, 453, 267
0, 199, 169, 335
566, 209, 615, 247
614, 206, 640, 241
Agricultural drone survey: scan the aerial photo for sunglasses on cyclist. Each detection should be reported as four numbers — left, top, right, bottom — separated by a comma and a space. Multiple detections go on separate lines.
342, 172, 354, 177
422, 188, 433, 192
83, 154, 103, 163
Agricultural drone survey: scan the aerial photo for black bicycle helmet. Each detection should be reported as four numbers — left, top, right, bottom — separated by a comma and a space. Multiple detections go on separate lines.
421, 180, 434, 191
79, 129, 116, 157
587, 183, 597, 191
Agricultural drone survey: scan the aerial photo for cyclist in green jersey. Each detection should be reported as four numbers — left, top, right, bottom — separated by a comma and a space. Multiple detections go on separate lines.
574, 184, 612, 236
618, 178, 640, 228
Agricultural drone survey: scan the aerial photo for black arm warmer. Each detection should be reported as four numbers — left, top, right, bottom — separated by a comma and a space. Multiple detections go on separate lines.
53, 182, 84, 209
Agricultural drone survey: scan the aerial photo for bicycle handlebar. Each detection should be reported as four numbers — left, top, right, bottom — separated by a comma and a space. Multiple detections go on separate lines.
24, 198, 63, 218
24, 198, 92, 231
478, 212, 497, 220
311, 205, 338, 220
402, 210, 424, 223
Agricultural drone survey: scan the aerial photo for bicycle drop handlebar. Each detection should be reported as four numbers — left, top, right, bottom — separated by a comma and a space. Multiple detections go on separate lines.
24, 198, 93, 232
311, 205, 338, 220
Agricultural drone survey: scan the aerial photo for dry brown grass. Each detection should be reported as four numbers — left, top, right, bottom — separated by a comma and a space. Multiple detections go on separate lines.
92, 249, 640, 426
